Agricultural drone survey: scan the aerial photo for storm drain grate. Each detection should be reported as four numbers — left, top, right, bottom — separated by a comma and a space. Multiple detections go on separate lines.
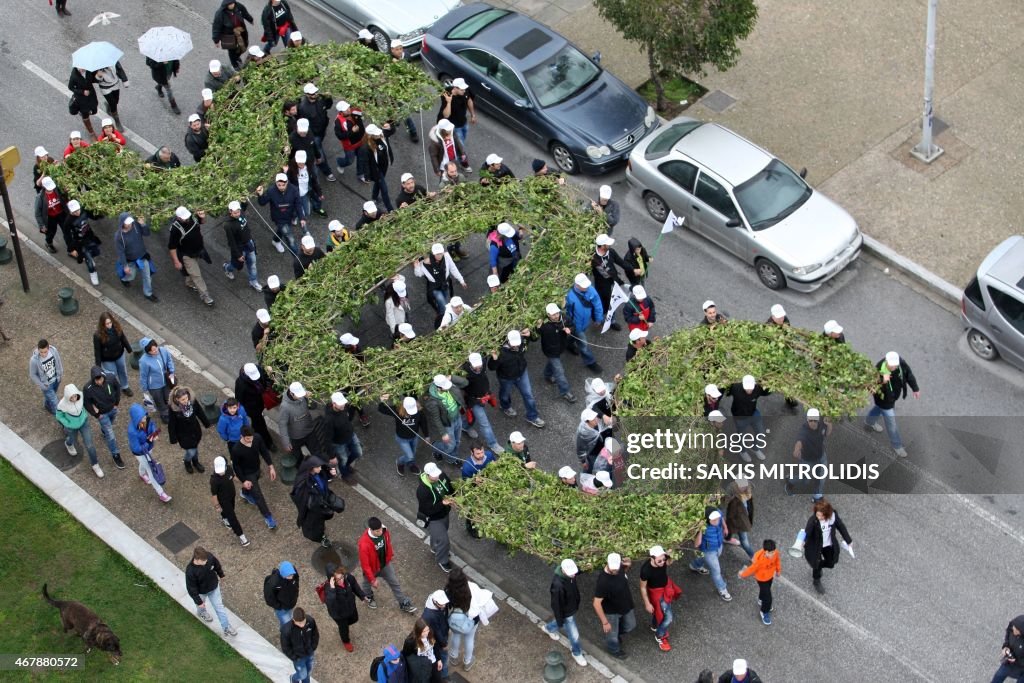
701, 89, 737, 113
156, 522, 199, 555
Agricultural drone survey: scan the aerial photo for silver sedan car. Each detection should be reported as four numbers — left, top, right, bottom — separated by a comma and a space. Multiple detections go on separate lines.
626, 117, 862, 291
307, 0, 462, 56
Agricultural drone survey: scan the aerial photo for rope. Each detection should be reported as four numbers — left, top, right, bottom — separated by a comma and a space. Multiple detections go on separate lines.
379, 400, 470, 465
247, 192, 303, 265
567, 331, 629, 350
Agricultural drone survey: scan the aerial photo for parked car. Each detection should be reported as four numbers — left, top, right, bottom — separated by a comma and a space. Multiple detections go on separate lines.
420, 3, 657, 174
307, 0, 462, 56
961, 235, 1024, 370
625, 117, 862, 291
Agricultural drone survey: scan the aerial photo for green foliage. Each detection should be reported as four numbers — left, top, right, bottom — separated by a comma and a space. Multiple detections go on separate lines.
46, 42, 439, 226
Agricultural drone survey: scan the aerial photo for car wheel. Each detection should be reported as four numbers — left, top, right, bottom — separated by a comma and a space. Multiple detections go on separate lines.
550, 142, 578, 175
967, 328, 999, 361
643, 192, 668, 222
756, 258, 786, 290
369, 26, 390, 53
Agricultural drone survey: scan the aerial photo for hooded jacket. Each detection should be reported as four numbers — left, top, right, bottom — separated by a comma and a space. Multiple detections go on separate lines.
83, 367, 121, 417
488, 341, 529, 380
872, 357, 919, 409
422, 600, 450, 649
127, 403, 158, 455
68, 69, 97, 110
550, 565, 581, 626
423, 377, 468, 436
29, 345, 64, 390
56, 385, 88, 430
565, 284, 604, 332
205, 65, 236, 92
221, 206, 255, 263
277, 392, 314, 447
584, 378, 616, 416
185, 553, 225, 605
297, 94, 332, 139
212, 0, 253, 45
64, 212, 101, 258
167, 388, 211, 449
145, 58, 179, 86
217, 403, 249, 442
114, 212, 152, 267
358, 527, 395, 581
234, 365, 269, 418
138, 338, 174, 391
377, 644, 407, 683
260, 0, 298, 43
575, 419, 603, 463
1002, 615, 1024, 670
460, 361, 491, 401
184, 126, 209, 162
263, 565, 300, 610
416, 472, 453, 522
624, 239, 650, 282
717, 668, 762, 683
93, 327, 133, 365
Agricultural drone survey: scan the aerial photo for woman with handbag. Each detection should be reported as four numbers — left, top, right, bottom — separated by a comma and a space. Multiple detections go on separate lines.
290, 456, 341, 547
168, 386, 212, 474
324, 562, 368, 652
234, 363, 277, 449
138, 337, 174, 423
127, 403, 171, 502
260, 0, 298, 54
212, 0, 254, 70
67, 67, 99, 140
444, 568, 479, 672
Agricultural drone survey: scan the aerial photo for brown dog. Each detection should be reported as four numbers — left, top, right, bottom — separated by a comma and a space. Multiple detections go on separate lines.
42, 584, 122, 664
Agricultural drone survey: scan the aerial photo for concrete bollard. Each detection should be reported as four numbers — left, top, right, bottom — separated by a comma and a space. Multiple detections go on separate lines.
0, 235, 12, 265
198, 393, 220, 424
57, 287, 79, 316
543, 650, 567, 683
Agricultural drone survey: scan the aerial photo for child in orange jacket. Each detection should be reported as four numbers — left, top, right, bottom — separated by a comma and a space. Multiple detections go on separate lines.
738, 539, 781, 625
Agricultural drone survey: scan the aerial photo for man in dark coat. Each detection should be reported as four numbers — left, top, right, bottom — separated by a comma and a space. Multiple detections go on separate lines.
536, 304, 576, 403
416, 462, 454, 572
422, 590, 451, 675
230, 425, 279, 528
146, 145, 182, 170
395, 173, 435, 209
718, 659, 762, 683
260, 0, 298, 53
296, 82, 335, 179
185, 546, 238, 636
545, 559, 587, 666
290, 456, 342, 546
211, 0, 253, 69
293, 235, 325, 279
263, 561, 299, 625
184, 114, 209, 162
210, 456, 248, 546
489, 329, 545, 428
280, 607, 319, 683
592, 185, 620, 234
67, 68, 99, 140
256, 173, 304, 253
591, 234, 627, 331
83, 365, 124, 468
167, 206, 214, 306
865, 351, 919, 458
234, 363, 275, 447
221, 200, 261, 290
993, 615, 1024, 683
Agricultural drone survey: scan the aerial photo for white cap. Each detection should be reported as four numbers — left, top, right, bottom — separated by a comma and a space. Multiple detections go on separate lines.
289, 381, 306, 398
214, 456, 227, 474
296, 118, 309, 132
733, 659, 748, 676
363, 201, 378, 214
429, 589, 450, 606
400, 172, 414, 183
175, 206, 191, 220
633, 285, 648, 300
709, 510, 722, 521
70, 130, 82, 139
507, 330, 522, 346
560, 559, 579, 576
393, 281, 407, 296
188, 113, 201, 123
256, 308, 271, 324
437, 118, 454, 132
295, 149, 307, 163
228, 200, 241, 212
267, 275, 281, 289
123, 216, 135, 225
201, 88, 214, 101
807, 408, 820, 419
335, 100, 350, 112
832, 323, 844, 334
275, 172, 288, 183
244, 363, 260, 380
649, 545, 666, 557
509, 431, 525, 444
545, 303, 560, 316
300, 234, 316, 250
595, 234, 614, 246
398, 323, 415, 339
290, 31, 302, 42
591, 378, 607, 394
424, 462, 442, 478
497, 222, 515, 237
599, 184, 612, 199
247, 45, 264, 57
209, 59, 221, 72
704, 383, 721, 398
42, 177, 56, 190
66, 200, 81, 213
885, 351, 900, 366
451, 77, 468, 89
303, 82, 318, 94
468, 352, 483, 367
331, 391, 347, 405
771, 304, 786, 319
557, 466, 576, 479
574, 273, 591, 289
433, 374, 452, 390
34, 146, 47, 157
328, 220, 344, 232
595, 471, 612, 487
708, 410, 726, 424
581, 408, 598, 422
607, 552, 622, 570
339, 333, 359, 346
365, 123, 383, 136
702, 300, 716, 311
101, 117, 114, 127
431, 242, 445, 255
450, 296, 464, 308
358, 28, 373, 40
390, 38, 404, 48
485, 153, 502, 165
402, 396, 418, 414
628, 328, 648, 342
742, 375, 756, 391
487, 274, 500, 288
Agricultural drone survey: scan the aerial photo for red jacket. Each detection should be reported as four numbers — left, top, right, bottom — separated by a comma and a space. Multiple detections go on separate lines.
357, 527, 394, 582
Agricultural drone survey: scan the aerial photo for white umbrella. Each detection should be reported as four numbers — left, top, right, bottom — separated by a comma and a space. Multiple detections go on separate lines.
72, 41, 124, 71
137, 26, 193, 62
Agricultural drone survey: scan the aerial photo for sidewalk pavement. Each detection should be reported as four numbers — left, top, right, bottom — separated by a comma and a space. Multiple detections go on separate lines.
0, 236, 614, 682
495, 0, 1023, 290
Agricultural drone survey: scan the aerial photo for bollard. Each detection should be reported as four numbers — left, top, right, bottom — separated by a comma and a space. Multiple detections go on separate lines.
198, 393, 220, 424
57, 287, 79, 316
0, 235, 11, 265
543, 651, 567, 683
129, 341, 144, 370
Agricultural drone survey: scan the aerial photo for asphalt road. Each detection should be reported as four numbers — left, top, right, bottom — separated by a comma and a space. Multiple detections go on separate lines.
3, 1, 1024, 681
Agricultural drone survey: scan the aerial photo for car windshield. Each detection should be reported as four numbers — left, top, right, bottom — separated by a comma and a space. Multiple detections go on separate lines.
733, 159, 812, 231
522, 44, 600, 107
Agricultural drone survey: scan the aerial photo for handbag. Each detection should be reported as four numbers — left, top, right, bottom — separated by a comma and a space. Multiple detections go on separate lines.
315, 579, 328, 604
145, 452, 166, 486
158, 348, 176, 388
262, 385, 282, 410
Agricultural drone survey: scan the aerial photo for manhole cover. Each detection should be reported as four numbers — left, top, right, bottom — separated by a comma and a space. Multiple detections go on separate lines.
40, 439, 79, 471
310, 540, 357, 576
156, 522, 200, 555
701, 89, 737, 113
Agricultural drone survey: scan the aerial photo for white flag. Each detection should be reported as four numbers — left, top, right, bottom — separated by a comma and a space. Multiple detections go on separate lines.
661, 210, 683, 234
601, 281, 630, 333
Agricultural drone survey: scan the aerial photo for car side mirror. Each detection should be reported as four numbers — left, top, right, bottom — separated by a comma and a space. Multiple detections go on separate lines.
798, 167, 808, 179
513, 99, 532, 109
592, 51, 602, 64
725, 218, 742, 228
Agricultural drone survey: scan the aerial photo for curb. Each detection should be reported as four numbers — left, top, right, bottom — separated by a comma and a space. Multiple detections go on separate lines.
860, 235, 962, 304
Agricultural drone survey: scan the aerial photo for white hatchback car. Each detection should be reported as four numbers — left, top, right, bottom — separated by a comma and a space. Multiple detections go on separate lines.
626, 117, 862, 291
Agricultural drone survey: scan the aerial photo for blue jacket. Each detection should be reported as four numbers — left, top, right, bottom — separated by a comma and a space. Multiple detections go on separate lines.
138, 338, 174, 391
257, 182, 305, 222
217, 403, 250, 442
461, 450, 496, 479
127, 403, 158, 455
114, 211, 155, 272
565, 285, 604, 332
377, 644, 407, 683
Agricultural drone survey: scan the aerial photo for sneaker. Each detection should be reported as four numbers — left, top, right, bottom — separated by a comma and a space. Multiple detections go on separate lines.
112, 453, 126, 469
547, 629, 560, 641
202, 294, 215, 307
462, 166, 474, 175
315, 208, 328, 217
757, 599, 775, 612
562, 392, 577, 403
65, 442, 78, 456
409, 463, 421, 474
325, 174, 337, 182
184, 281, 198, 292
761, 612, 772, 625
586, 362, 603, 374
396, 463, 405, 477
249, 281, 263, 292
725, 537, 741, 546
609, 322, 622, 331
145, 293, 160, 303
336, 165, 346, 176
92, 463, 105, 478
366, 598, 378, 609
265, 515, 277, 530
754, 449, 767, 461
894, 447, 908, 458
343, 642, 354, 652
159, 492, 172, 503
358, 176, 371, 184
193, 460, 206, 473
865, 421, 884, 433
120, 278, 131, 288
46, 243, 58, 254
463, 426, 479, 439
198, 609, 213, 622
89, 272, 100, 286
400, 602, 417, 614
122, 387, 134, 397
222, 263, 235, 280
222, 517, 231, 528
438, 561, 453, 573
489, 445, 505, 455
240, 534, 250, 547
240, 491, 255, 504
155, 85, 164, 98
813, 579, 825, 595
689, 565, 709, 575
719, 590, 733, 602
572, 653, 588, 667
527, 417, 546, 428
464, 659, 474, 671
739, 450, 752, 463
184, 460, 194, 474
503, 407, 518, 417
223, 626, 238, 637
321, 537, 332, 548
273, 240, 285, 253
655, 635, 671, 652
140, 472, 151, 485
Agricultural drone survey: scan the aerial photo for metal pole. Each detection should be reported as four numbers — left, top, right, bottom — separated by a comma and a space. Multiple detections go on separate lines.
0, 160, 31, 292
911, 0, 943, 163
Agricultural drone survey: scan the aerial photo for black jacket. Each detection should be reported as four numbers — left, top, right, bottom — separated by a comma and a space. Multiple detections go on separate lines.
293, 247, 326, 279
185, 127, 209, 162
185, 554, 224, 605
727, 382, 770, 417
93, 329, 132, 365
803, 511, 852, 570
210, 467, 237, 509
872, 357, 919, 409
288, 129, 318, 163
212, 0, 253, 45
230, 434, 273, 481
68, 69, 97, 111
1001, 615, 1024, 672
263, 568, 300, 610
286, 161, 323, 199
145, 58, 179, 86
402, 635, 441, 683
64, 213, 101, 258
323, 404, 357, 445
261, 0, 298, 43
146, 149, 182, 170
280, 616, 319, 661
252, 322, 269, 350
324, 571, 366, 624
416, 473, 453, 522
167, 215, 205, 258
222, 209, 254, 262
297, 94, 331, 139
591, 248, 626, 287
422, 605, 449, 649
537, 316, 569, 358
718, 669, 761, 683
488, 341, 529, 380
550, 569, 581, 626
83, 368, 121, 417
367, 132, 396, 182
378, 401, 429, 440
460, 362, 491, 401
235, 367, 269, 418
167, 398, 211, 449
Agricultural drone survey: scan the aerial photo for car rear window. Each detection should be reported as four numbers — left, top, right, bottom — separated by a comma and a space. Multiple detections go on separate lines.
964, 277, 985, 310
988, 286, 1024, 334
446, 8, 510, 40
645, 121, 704, 157
505, 28, 552, 59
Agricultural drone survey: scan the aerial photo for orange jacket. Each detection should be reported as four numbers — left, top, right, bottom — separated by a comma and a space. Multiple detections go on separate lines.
739, 549, 781, 582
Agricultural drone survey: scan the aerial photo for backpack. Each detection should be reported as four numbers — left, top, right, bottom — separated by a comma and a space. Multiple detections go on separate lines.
369, 655, 384, 681
263, 570, 280, 608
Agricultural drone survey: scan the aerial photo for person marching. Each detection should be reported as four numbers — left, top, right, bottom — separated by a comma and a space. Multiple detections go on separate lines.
738, 539, 781, 625
802, 498, 853, 594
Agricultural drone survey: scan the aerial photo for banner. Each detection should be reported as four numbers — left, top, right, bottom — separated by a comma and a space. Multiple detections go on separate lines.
601, 281, 630, 333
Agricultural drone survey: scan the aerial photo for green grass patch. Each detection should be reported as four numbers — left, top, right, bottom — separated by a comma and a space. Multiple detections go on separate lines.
0, 458, 266, 681
637, 73, 708, 117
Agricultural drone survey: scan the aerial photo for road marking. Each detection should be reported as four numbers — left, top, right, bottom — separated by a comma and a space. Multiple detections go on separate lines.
22, 60, 157, 155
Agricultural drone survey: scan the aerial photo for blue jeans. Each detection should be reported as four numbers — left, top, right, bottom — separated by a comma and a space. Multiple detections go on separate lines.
335, 147, 368, 178
690, 546, 727, 593
182, 447, 198, 463
101, 355, 130, 391
299, 192, 322, 218
545, 615, 582, 656
197, 585, 231, 631
274, 608, 293, 626
331, 435, 362, 476
991, 662, 1023, 683
395, 434, 417, 466
429, 287, 449, 314
97, 408, 120, 457
574, 328, 597, 367
469, 403, 500, 452
65, 421, 99, 466
312, 136, 333, 178
788, 453, 827, 500
225, 242, 259, 285
80, 243, 100, 273
449, 621, 477, 664
737, 530, 755, 559
372, 175, 394, 212
652, 597, 673, 638
290, 654, 314, 683
865, 405, 903, 449
436, 415, 462, 464
498, 371, 539, 422
42, 379, 60, 415
734, 410, 765, 447
405, 116, 417, 135
454, 123, 469, 150
121, 258, 154, 297
603, 610, 635, 654
262, 27, 291, 53
273, 222, 297, 252
543, 356, 571, 395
